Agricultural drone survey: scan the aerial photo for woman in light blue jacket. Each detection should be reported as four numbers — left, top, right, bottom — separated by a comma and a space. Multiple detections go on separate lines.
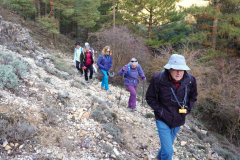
74, 42, 83, 76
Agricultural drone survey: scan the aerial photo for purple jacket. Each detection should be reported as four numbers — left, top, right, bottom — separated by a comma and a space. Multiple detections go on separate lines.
146, 70, 198, 128
118, 64, 145, 86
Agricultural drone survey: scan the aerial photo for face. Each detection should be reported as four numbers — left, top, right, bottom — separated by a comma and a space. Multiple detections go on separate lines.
76, 45, 80, 49
85, 47, 89, 52
169, 69, 184, 82
106, 49, 110, 55
131, 64, 137, 68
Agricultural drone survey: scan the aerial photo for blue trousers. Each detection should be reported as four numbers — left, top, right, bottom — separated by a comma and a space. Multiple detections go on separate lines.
100, 69, 109, 90
156, 120, 180, 160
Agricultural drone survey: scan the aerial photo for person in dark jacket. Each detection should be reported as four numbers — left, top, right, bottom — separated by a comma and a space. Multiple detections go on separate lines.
119, 58, 146, 111
146, 54, 198, 160
80, 46, 94, 83
97, 46, 112, 92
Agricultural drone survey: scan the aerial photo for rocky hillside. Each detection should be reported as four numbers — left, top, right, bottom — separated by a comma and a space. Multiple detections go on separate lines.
0, 15, 229, 160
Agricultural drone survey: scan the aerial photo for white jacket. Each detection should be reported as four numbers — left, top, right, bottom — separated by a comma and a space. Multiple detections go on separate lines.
74, 47, 83, 62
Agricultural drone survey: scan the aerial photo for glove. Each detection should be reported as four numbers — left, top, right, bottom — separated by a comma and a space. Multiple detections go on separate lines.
142, 76, 146, 82
83, 66, 87, 70
122, 65, 128, 71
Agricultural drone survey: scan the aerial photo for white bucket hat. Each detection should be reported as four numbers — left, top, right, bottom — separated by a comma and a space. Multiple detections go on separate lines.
85, 42, 90, 47
164, 54, 190, 70
130, 58, 138, 66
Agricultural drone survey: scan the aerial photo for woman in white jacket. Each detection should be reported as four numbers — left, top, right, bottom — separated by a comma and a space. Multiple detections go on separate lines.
74, 42, 83, 76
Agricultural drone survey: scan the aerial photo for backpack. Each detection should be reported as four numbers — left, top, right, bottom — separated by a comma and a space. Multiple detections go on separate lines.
125, 63, 140, 77
155, 71, 192, 103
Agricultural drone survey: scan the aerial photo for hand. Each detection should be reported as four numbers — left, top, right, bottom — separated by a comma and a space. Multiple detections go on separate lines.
122, 65, 128, 71
73, 60, 75, 63
83, 66, 87, 70
142, 76, 146, 82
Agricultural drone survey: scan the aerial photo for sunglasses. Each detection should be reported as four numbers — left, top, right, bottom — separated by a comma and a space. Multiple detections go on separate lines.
106, 51, 110, 52
131, 61, 137, 62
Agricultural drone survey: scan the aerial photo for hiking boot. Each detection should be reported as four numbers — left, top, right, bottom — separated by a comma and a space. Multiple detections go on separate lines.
131, 108, 137, 112
86, 80, 89, 83
106, 90, 111, 94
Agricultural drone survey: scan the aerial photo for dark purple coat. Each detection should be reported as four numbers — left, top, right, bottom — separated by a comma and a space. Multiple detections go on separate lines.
146, 70, 198, 128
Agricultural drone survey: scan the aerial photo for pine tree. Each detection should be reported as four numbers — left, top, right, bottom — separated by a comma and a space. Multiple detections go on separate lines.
2, 0, 37, 19
186, 0, 240, 55
120, 0, 180, 39
73, 0, 101, 40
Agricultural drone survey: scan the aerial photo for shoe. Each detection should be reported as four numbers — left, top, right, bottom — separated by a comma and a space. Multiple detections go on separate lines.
131, 108, 137, 112
127, 106, 131, 108
86, 80, 89, 83
101, 86, 105, 90
106, 90, 111, 94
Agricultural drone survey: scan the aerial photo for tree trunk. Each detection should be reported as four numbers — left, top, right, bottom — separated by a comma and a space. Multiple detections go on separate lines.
85, 28, 89, 41
113, 0, 115, 28
53, 34, 58, 48
76, 23, 78, 41
212, 0, 220, 50
148, 7, 153, 39
45, 2, 47, 15
37, 0, 41, 18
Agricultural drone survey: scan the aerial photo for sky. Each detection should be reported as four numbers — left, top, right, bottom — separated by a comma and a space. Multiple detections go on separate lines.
177, 0, 209, 8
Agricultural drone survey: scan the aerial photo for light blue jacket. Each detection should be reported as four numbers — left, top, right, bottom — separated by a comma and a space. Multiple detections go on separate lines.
74, 47, 83, 62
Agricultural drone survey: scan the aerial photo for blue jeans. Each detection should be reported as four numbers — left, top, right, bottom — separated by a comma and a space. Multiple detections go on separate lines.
156, 120, 180, 160
100, 69, 109, 90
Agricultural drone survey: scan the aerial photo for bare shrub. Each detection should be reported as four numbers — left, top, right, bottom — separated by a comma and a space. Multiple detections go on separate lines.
61, 138, 74, 152
42, 108, 59, 126
102, 123, 123, 142
0, 115, 37, 143
91, 26, 150, 84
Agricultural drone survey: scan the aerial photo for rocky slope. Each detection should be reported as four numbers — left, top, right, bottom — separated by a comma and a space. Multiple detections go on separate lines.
0, 15, 227, 160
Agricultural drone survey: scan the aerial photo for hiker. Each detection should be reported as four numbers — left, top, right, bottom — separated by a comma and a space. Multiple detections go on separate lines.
80, 45, 94, 83
85, 42, 97, 73
73, 42, 83, 76
146, 54, 198, 160
97, 46, 112, 92
118, 58, 146, 111
85, 42, 94, 58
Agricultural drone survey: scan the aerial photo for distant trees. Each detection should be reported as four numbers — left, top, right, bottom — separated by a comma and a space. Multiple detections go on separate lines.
73, 0, 100, 40
120, 0, 180, 39
186, 0, 240, 55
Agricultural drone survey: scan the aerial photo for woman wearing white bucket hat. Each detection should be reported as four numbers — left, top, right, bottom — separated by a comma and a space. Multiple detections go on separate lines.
146, 54, 198, 160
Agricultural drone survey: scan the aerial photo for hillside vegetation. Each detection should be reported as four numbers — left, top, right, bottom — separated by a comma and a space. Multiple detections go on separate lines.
0, 0, 240, 159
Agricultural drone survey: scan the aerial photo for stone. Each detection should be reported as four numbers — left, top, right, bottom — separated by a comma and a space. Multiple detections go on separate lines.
79, 130, 87, 137
9, 143, 14, 147
150, 141, 156, 146
98, 153, 103, 159
4, 145, 11, 151
180, 141, 187, 146
68, 136, 74, 140
107, 135, 113, 139
15, 143, 19, 147
2, 140, 8, 147
113, 148, 120, 156
19, 144, 24, 149
82, 112, 90, 119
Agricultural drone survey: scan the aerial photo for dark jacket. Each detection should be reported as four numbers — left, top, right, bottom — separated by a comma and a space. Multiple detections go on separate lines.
146, 70, 198, 128
97, 55, 112, 71
80, 51, 94, 67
